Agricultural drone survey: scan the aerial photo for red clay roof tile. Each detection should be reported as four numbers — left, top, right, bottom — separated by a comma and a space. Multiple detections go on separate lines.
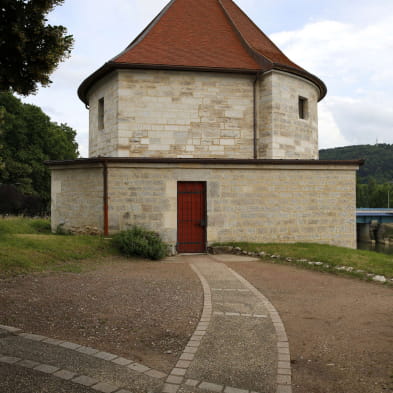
78, 0, 326, 103
114, 0, 261, 70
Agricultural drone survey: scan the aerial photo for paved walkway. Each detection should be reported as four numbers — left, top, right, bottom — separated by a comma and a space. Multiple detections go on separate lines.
0, 254, 291, 393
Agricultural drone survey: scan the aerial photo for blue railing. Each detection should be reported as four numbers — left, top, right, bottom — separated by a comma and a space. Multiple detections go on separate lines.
356, 208, 393, 224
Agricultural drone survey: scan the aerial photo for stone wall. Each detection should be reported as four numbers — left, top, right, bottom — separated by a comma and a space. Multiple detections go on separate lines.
116, 70, 255, 158
86, 69, 320, 160
50, 162, 358, 249
50, 166, 104, 233
258, 70, 319, 159
88, 73, 119, 157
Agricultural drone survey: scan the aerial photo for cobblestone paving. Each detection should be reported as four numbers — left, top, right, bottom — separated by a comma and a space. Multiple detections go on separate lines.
0, 254, 291, 393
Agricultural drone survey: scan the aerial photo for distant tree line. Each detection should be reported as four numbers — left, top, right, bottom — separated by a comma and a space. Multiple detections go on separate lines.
320, 144, 393, 208
0, 92, 78, 215
356, 178, 393, 209
320, 144, 393, 183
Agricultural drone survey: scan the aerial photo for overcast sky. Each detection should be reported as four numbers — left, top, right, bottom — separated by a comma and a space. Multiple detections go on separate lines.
22, 0, 393, 157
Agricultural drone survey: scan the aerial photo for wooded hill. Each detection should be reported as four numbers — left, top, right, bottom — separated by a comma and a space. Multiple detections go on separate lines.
319, 144, 393, 183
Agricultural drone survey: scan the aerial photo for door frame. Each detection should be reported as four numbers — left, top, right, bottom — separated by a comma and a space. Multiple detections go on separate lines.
176, 181, 207, 253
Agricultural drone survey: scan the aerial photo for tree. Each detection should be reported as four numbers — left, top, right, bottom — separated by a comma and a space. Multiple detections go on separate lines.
320, 144, 393, 184
0, 0, 74, 95
0, 91, 78, 206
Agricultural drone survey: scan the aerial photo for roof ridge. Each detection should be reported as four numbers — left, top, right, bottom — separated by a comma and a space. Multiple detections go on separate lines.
219, 0, 303, 70
217, 0, 272, 70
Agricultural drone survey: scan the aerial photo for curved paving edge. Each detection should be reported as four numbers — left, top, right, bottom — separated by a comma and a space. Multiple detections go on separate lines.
163, 257, 292, 393
0, 323, 167, 382
162, 264, 212, 393
226, 266, 292, 393
0, 352, 133, 393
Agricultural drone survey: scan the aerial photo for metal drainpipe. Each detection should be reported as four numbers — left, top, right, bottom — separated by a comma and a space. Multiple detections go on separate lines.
103, 160, 109, 236
253, 72, 261, 159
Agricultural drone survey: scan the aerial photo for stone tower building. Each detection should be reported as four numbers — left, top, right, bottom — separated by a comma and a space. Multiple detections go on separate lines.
48, 0, 362, 252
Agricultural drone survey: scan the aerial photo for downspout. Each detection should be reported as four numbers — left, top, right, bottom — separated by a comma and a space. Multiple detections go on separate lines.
103, 160, 109, 236
253, 72, 261, 159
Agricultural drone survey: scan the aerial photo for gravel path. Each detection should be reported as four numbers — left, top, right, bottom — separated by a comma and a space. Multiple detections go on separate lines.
227, 259, 393, 393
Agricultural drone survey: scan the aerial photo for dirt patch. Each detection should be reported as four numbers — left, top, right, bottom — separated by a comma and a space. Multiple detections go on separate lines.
0, 257, 202, 372
228, 261, 393, 393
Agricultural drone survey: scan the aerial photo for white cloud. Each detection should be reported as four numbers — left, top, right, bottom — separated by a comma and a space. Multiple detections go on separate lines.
325, 95, 393, 145
318, 103, 349, 149
270, 15, 393, 148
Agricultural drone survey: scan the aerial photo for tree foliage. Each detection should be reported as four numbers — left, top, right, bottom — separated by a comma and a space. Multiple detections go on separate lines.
356, 179, 393, 208
0, 0, 74, 95
320, 144, 393, 208
320, 144, 393, 184
0, 92, 78, 206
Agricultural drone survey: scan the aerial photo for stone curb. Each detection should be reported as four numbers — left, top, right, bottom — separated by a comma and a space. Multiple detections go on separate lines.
0, 324, 167, 382
0, 353, 133, 393
224, 247, 393, 285
162, 262, 266, 393
163, 263, 213, 393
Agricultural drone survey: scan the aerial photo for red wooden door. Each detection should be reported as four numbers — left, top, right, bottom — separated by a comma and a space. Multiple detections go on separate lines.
177, 182, 206, 253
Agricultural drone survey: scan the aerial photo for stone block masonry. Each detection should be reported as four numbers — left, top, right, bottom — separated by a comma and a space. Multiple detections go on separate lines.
86, 69, 320, 160
88, 70, 255, 159
89, 73, 119, 157
50, 166, 104, 233
50, 161, 358, 249
258, 71, 319, 160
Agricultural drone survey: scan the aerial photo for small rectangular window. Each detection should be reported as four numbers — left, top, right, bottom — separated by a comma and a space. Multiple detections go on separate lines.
98, 97, 104, 129
299, 96, 308, 120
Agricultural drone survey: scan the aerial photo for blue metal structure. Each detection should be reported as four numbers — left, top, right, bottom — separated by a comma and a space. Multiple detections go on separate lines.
356, 209, 393, 224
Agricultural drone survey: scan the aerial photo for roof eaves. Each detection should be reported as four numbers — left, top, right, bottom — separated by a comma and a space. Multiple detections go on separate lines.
45, 157, 365, 167
271, 63, 327, 101
77, 62, 113, 104
77, 62, 260, 105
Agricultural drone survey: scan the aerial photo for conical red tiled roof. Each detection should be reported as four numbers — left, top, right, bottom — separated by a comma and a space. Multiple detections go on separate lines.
78, 0, 326, 103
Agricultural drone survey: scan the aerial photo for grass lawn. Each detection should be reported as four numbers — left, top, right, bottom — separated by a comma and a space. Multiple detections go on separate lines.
0, 217, 118, 276
215, 242, 393, 279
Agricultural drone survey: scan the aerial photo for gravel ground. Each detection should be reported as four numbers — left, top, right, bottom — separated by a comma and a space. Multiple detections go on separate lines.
0, 364, 96, 393
0, 257, 203, 372
228, 260, 393, 393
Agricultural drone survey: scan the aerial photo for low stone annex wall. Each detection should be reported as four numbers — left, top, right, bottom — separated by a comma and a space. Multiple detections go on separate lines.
50, 162, 358, 249
51, 166, 104, 233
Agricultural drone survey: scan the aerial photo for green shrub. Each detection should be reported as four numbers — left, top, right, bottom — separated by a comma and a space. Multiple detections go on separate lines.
112, 226, 168, 260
